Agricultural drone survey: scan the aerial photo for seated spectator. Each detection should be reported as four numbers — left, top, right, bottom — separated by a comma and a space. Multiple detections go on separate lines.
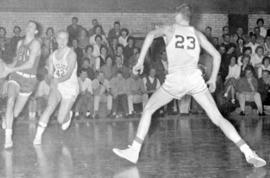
127, 73, 147, 115
112, 55, 130, 79
220, 43, 237, 80
80, 58, 96, 80
221, 33, 233, 51
92, 71, 112, 118
88, 19, 105, 37
258, 56, 270, 78
237, 47, 252, 65
66, 17, 83, 44
230, 33, 239, 45
100, 56, 114, 80
115, 44, 125, 64
128, 47, 140, 69
212, 37, 220, 49
78, 28, 90, 50
75, 69, 93, 118
43, 27, 57, 55
236, 37, 245, 57
92, 35, 103, 57
35, 71, 50, 117
258, 70, 270, 106
99, 45, 108, 67
8, 26, 23, 60
224, 56, 241, 103
110, 71, 129, 118
118, 28, 129, 47
264, 35, 270, 56
236, 67, 264, 116
124, 36, 135, 66
253, 27, 264, 45
239, 54, 254, 77
245, 33, 259, 55
108, 21, 121, 43
83, 45, 99, 72
72, 39, 84, 70
89, 25, 108, 46
236, 27, 248, 41
108, 37, 119, 58
251, 46, 264, 67
257, 18, 267, 38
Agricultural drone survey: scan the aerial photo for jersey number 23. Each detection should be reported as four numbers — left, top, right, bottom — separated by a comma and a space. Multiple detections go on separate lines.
175, 35, 196, 50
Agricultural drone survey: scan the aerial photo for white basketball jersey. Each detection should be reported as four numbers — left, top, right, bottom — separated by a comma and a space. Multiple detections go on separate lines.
52, 48, 78, 86
166, 24, 200, 73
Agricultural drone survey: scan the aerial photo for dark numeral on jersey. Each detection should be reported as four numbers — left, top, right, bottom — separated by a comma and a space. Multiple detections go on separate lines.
175, 35, 196, 50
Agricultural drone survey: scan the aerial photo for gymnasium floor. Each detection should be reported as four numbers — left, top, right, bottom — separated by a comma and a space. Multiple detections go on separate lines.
0, 115, 269, 178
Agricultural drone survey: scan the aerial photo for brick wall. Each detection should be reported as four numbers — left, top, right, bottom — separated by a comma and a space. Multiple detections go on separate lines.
0, 12, 269, 38
0, 12, 227, 38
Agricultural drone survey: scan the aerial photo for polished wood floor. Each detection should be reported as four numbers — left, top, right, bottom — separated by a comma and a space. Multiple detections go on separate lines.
0, 115, 269, 178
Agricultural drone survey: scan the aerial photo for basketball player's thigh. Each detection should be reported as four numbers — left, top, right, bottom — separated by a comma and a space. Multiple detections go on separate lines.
47, 88, 61, 109
145, 87, 174, 112
7, 81, 20, 98
13, 93, 32, 117
192, 90, 222, 118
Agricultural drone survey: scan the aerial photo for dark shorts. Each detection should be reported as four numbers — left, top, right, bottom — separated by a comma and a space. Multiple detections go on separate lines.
8, 72, 37, 94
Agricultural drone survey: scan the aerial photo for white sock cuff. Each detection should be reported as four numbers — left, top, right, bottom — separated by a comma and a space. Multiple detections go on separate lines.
38, 122, 47, 128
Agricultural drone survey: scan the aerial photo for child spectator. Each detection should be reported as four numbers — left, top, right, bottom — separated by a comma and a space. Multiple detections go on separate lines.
75, 69, 93, 118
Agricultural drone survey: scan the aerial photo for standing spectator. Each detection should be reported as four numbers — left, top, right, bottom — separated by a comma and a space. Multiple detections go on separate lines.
100, 56, 114, 80
92, 35, 103, 57
72, 39, 84, 70
221, 33, 232, 51
89, 25, 108, 46
236, 27, 248, 41
258, 70, 270, 106
108, 37, 119, 58
204, 26, 213, 43
253, 27, 264, 45
236, 38, 245, 56
245, 33, 259, 55
110, 71, 129, 118
75, 69, 93, 118
118, 28, 129, 47
230, 33, 239, 45
238, 47, 252, 65
8, 26, 23, 61
108, 21, 121, 43
124, 36, 135, 66
115, 44, 125, 65
258, 56, 270, 78
239, 54, 254, 77
212, 37, 220, 49
66, 17, 82, 44
128, 47, 140, 69
78, 28, 89, 50
220, 26, 229, 43
236, 67, 264, 116
92, 71, 112, 118
80, 58, 95, 80
257, 18, 267, 38
224, 56, 241, 104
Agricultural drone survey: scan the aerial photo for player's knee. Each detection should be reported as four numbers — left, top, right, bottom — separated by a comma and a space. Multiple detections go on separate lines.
7, 97, 15, 108
144, 104, 155, 115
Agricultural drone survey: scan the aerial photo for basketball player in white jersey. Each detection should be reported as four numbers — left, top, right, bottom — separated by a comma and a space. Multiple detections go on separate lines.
33, 31, 79, 145
113, 4, 266, 168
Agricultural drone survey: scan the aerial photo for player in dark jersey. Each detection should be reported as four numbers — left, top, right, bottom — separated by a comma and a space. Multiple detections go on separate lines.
2, 20, 42, 149
113, 4, 266, 168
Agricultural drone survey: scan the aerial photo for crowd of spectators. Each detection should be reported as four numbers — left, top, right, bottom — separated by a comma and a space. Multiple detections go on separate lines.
0, 16, 270, 119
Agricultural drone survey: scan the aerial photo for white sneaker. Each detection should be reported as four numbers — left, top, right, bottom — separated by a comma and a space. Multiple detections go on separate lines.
112, 145, 139, 164
245, 151, 266, 168
33, 136, 42, 145
4, 140, 13, 149
85, 111, 91, 117
61, 111, 72, 131
75, 112, 79, 117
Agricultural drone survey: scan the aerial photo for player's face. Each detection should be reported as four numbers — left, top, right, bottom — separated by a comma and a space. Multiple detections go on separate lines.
56, 32, 68, 49
175, 13, 184, 23
26, 22, 37, 36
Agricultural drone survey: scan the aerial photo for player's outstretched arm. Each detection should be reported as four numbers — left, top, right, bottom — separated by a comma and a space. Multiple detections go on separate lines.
196, 30, 221, 82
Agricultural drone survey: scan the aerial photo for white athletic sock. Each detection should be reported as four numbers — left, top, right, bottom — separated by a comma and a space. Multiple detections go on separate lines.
5, 129, 13, 143
35, 122, 47, 139
240, 144, 253, 156
131, 136, 143, 151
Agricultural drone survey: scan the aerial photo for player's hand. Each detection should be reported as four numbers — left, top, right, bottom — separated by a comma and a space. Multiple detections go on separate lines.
132, 62, 144, 75
206, 79, 216, 93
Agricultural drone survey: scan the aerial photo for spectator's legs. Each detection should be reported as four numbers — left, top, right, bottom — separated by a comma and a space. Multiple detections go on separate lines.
238, 93, 246, 112
253, 92, 263, 113
86, 95, 93, 115
120, 94, 129, 116
94, 95, 100, 116
231, 87, 236, 101
107, 95, 113, 114
142, 94, 148, 108
128, 95, 134, 114
75, 94, 82, 115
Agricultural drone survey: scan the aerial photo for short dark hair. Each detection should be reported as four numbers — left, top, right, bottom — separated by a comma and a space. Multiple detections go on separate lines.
72, 17, 78, 21
255, 46, 264, 53
127, 36, 135, 42
175, 4, 192, 21
46, 27, 54, 35
114, 21, 120, 25
262, 70, 270, 75
29, 20, 42, 38
80, 68, 88, 74
100, 45, 107, 52
121, 28, 129, 35
206, 26, 212, 31
262, 56, 270, 65
85, 44, 93, 52
222, 26, 229, 31
13, 25, 21, 33
0, 26, 7, 36
256, 18, 264, 25
243, 47, 252, 53
95, 34, 102, 41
